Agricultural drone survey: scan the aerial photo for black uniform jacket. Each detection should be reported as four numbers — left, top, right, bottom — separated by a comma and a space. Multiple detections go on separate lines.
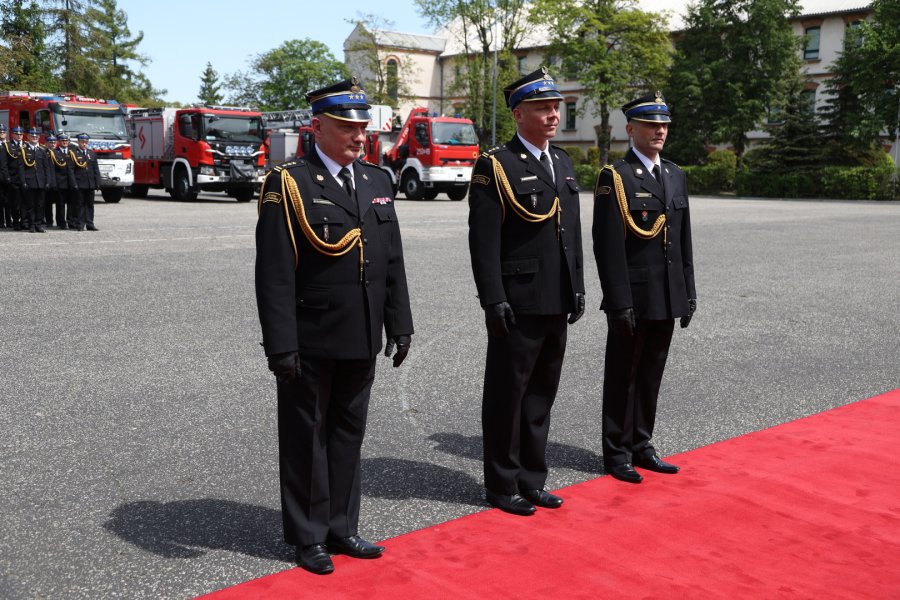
592, 149, 696, 320
70, 147, 101, 189
2, 141, 25, 186
468, 135, 585, 314
21, 144, 54, 189
255, 152, 414, 360
50, 147, 77, 189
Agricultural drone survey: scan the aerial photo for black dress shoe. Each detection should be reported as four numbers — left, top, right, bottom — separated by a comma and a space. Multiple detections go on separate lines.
326, 535, 384, 558
295, 543, 334, 575
485, 490, 536, 516
634, 454, 680, 474
521, 489, 564, 509
607, 463, 643, 484
86, 225, 99, 231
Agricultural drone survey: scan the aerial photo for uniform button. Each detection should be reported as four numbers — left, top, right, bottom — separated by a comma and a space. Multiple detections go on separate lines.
515, 267, 521, 273
560, 227, 566, 233
364, 259, 370, 265
323, 216, 329, 222
363, 238, 368, 244
299, 299, 304, 304
360, 219, 364, 225
668, 260, 672, 265
668, 241, 672, 247
564, 245, 568, 250
365, 280, 370, 287
642, 203, 647, 208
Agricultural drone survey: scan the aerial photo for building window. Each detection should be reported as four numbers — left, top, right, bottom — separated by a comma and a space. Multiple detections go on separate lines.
804, 26, 820, 60
386, 58, 399, 103
845, 20, 864, 49
517, 55, 527, 75
801, 88, 816, 114
565, 101, 577, 130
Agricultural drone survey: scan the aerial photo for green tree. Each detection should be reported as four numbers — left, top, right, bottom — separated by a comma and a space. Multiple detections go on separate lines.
666, 0, 801, 160
344, 15, 417, 108
756, 75, 826, 172
44, 0, 94, 93
85, 0, 164, 103
416, 0, 531, 147
198, 62, 223, 105
0, 0, 57, 90
821, 0, 900, 161
224, 39, 348, 111
530, 0, 671, 165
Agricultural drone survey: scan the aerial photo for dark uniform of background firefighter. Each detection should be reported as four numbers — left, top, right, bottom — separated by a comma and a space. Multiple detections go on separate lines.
46, 135, 75, 229
70, 133, 101, 231
21, 127, 54, 233
468, 67, 585, 517
255, 78, 413, 575
592, 93, 697, 484
2, 125, 26, 230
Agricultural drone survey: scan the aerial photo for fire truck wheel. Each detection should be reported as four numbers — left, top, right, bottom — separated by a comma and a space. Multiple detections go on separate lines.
128, 185, 149, 199
448, 187, 468, 201
101, 188, 124, 203
172, 168, 198, 201
423, 190, 439, 200
401, 171, 423, 200
233, 188, 254, 203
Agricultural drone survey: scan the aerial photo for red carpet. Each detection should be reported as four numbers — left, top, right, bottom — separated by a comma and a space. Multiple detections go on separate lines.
203, 389, 900, 599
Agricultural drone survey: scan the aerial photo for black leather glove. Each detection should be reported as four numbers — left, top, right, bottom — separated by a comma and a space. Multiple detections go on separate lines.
608, 307, 636, 338
485, 301, 516, 337
384, 334, 411, 367
267, 351, 301, 383
680, 298, 697, 329
568, 292, 585, 324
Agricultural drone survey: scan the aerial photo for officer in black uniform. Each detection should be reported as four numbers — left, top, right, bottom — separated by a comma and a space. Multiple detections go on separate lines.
0, 124, 9, 228
3, 126, 26, 230
70, 133, 101, 231
592, 93, 697, 484
255, 77, 414, 575
21, 128, 53, 233
55, 134, 79, 230
45, 135, 71, 228
468, 67, 585, 516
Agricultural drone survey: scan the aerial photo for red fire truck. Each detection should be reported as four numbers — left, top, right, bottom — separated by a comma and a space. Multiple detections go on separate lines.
0, 91, 133, 203
381, 107, 479, 201
129, 105, 266, 202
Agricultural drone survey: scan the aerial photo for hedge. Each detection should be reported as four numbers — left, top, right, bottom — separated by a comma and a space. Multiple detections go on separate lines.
736, 166, 897, 200
574, 164, 600, 189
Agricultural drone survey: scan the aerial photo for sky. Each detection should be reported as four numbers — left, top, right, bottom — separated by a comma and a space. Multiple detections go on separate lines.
114, 0, 434, 104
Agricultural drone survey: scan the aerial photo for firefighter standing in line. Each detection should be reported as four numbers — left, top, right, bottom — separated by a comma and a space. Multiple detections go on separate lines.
48, 134, 76, 229
70, 133, 101, 231
592, 93, 697, 484
4, 126, 26, 230
468, 67, 586, 516
21, 127, 53, 233
255, 77, 413, 575
0, 124, 10, 228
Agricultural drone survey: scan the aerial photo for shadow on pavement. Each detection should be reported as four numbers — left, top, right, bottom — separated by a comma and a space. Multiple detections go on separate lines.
104, 499, 292, 561
361, 457, 484, 506
427, 432, 604, 475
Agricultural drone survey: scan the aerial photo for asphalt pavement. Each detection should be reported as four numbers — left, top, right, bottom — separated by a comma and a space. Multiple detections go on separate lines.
0, 189, 898, 598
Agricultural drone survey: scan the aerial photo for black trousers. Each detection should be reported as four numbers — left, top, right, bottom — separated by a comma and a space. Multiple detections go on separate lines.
482, 314, 568, 495
601, 318, 675, 467
276, 356, 376, 546
79, 188, 95, 227
7, 185, 22, 228
66, 188, 80, 228
24, 187, 45, 229
45, 188, 66, 227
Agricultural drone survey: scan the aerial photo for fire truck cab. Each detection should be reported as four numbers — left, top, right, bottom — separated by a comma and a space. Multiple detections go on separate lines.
129, 105, 266, 202
0, 91, 134, 203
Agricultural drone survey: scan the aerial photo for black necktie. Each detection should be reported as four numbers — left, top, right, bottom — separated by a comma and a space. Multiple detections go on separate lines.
653, 164, 665, 193
539, 152, 555, 183
339, 167, 354, 198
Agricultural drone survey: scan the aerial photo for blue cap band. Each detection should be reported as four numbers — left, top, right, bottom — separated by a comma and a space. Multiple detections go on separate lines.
625, 104, 670, 119
310, 91, 368, 114
508, 80, 561, 109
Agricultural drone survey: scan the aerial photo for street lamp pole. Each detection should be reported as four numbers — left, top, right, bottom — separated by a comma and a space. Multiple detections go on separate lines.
491, 21, 499, 147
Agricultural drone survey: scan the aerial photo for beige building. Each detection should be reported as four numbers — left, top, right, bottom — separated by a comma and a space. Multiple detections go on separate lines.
345, 0, 891, 156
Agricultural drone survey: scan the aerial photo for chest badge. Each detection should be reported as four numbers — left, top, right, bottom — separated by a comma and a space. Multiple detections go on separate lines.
641, 210, 649, 222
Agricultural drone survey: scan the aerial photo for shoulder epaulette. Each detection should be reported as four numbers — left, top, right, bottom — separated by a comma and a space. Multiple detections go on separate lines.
661, 157, 680, 169
481, 144, 506, 157
613, 158, 627, 168
551, 144, 569, 156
